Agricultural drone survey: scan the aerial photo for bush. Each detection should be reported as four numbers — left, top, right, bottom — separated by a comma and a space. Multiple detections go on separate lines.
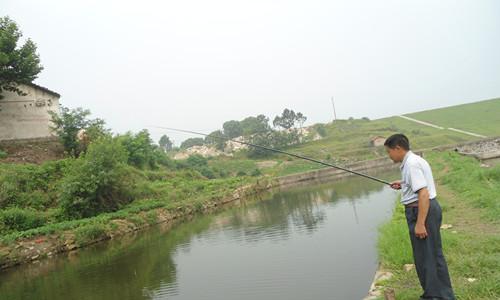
0, 207, 47, 232
0, 150, 7, 159
250, 168, 262, 176
180, 137, 205, 149
199, 167, 216, 179
0, 159, 71, 209
236, 170, 247, 177
117, 130, 159, 169
59, 138, 135, 219
74, 223, 107, 245
186, 154, 208, 168
315, 124, 327, 137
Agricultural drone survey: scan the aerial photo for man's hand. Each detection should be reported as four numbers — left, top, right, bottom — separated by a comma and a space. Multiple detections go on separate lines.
415, 223, 428, 239
416, 188, 430, 239
390, 180, 401, 190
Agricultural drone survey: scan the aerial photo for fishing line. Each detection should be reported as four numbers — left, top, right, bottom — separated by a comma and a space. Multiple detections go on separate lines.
150, 126, 391, 186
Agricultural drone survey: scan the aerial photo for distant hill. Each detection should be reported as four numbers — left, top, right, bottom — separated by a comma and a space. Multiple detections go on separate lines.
404, 98, 500, 137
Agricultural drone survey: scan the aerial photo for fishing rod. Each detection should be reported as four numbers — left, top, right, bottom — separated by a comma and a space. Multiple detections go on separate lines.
151, 126, 391, 186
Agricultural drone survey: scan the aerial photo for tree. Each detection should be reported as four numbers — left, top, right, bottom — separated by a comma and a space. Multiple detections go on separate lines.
272, 109, 294, 129
273, 109, 307, 130
59, 137, 133, 218
222, 120, 243, 139
296, 112, 307, 128
240, 114, 271, 136
159, 135, 173, 152
204, 130, 226, 151
0, 16, 43, 99
180, 137, 204, 149
116, 130, 157, 169
49, 107, 108, 157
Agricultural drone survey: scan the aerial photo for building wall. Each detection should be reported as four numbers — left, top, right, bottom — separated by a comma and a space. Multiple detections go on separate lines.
0, 84, 60, 141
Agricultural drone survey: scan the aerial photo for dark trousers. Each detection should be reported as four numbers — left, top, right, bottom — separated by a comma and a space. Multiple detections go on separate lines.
405, 198, 456, 300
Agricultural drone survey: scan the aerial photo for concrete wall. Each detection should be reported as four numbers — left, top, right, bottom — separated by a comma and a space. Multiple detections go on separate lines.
0, 84, 60, 141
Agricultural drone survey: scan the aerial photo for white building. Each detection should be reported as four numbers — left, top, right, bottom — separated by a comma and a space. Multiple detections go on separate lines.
0, 83, 61, 141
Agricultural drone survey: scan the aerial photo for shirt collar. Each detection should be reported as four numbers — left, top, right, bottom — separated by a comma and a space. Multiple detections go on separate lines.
400, 150, 412, 170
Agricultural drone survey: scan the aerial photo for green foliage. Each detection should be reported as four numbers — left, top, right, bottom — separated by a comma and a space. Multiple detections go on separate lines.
240, 115, 271, 136
117, 129, 160, 169
0, 16, 43, 99
50, 106, 108, 157
58, 138, 134, 218
186, 154, 208, 167
246, 132, 274, 158
0, 207, 47, 233
246, 130, 301, 158
181, 155, 218, 179
180, 137, 205, 149
0, 159, 71, 209
377, 202, 413, 268
74, 223, 107, 245
250, 168, 262, 176
158, 135, 173, 152
406, 98, 500, 137
0, 150, 7, 159
314, 124, 328, 137
273, 108, 306, 129
427, 152, 500, 220
223, 120, 243, 139
204, 130, 226, 151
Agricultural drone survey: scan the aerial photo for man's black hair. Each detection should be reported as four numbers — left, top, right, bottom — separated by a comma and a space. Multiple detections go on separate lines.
384, 134, 410, 150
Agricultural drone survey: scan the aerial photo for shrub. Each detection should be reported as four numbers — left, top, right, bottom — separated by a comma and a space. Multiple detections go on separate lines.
199, 167, 216, 179
250, 168, 262, 176
59, 138, 135, 219
186, 154, 208, 168
315, 124, 327, 137
0, 150, 7, 159
116, 130, 158, 169
0, 159, 71, 209
0, 207, 47, 232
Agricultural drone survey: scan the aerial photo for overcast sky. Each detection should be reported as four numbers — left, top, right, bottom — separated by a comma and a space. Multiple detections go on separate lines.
3, 0, 500, 145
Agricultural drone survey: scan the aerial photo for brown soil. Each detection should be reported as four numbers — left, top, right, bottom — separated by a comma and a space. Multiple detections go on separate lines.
0, 138, 64, 164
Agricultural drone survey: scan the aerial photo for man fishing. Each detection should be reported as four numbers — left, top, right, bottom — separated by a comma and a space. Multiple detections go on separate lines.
384, 134, 455, 300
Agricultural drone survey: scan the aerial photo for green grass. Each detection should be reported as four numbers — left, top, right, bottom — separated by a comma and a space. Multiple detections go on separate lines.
221, 98, 500, 178
0, 160, 252, 244
406, 98, 500, 137
377, 151, 500, 300
225, 116, 484, 177
207, 157, 258, 176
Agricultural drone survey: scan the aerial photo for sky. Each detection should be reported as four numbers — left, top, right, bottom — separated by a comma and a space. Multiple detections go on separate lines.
3, 0, 500, 145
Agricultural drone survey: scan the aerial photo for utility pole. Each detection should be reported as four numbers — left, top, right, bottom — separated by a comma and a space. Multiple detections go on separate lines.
331, 97, 337, 122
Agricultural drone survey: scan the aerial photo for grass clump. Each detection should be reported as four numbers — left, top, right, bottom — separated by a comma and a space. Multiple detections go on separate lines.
74, 223, 108, 245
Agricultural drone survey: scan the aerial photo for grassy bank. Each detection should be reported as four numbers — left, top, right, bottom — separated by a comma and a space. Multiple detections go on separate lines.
377, 151, 500, 300
0, 136, 262, 268
406, 98, 500, 137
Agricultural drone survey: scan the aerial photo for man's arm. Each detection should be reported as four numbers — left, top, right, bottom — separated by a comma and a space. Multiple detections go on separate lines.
415, 187, 430, 239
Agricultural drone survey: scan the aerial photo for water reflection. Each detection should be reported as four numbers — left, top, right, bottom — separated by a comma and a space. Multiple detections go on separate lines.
0, 171, 397, 300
